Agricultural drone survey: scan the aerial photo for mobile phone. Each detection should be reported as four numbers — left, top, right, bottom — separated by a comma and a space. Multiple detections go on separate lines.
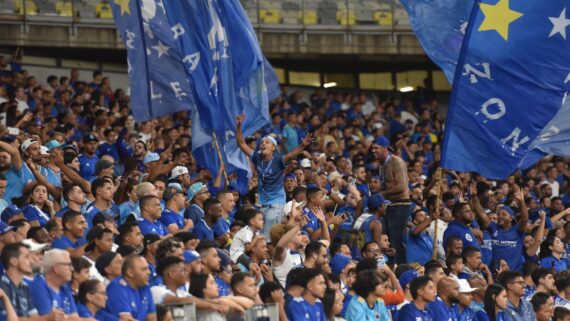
377, 256, 386, 268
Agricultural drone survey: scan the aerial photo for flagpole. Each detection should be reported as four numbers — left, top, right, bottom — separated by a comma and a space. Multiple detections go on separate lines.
432, 168, 443, 260
211, 131, 229, 182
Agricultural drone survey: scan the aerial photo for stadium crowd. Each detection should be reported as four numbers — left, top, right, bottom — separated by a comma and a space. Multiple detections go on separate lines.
0, 51, 570, 321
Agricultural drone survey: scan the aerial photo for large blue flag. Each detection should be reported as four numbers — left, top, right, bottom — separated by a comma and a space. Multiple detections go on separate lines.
441, 0, 570, 179
113, 0, 273, 192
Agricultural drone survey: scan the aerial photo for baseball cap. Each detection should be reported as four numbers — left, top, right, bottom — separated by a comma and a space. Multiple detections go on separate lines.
368, 194, 387, 209
92, 211, 116, 226
399, 270, 419, 289
330, 253, 352, 276
0, 221, 15, 235
164, 183, 185, 201
96, 252, 119, 277
20, 139, 38, 152
144, 233, 161, 247
21, 239, 51, 252
39, 146, 50, 156
183, 250, 201, 264
170, 166, 189, 180
373, 136, 390, 147
458, 279, 478, 293
83, 133, 99, 143
143, 152, 160, 165
500, 205, 515, 217
187, 182, 206, 201
1, 205, 24, 223
94, 160, 114, 175
300, 158, 311, 169
45, 140, 64, 151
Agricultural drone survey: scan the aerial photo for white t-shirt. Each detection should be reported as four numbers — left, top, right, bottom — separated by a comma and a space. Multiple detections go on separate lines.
427, 219, 448, 259
273, 249, 303, 288
230, 226, 258, 263
151, 284, 192, 304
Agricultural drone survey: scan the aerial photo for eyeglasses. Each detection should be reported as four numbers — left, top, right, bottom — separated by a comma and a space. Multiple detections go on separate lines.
367, 249, 381, 254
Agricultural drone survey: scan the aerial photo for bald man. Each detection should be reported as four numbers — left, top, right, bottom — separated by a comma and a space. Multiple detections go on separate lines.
427, 277, 460, 321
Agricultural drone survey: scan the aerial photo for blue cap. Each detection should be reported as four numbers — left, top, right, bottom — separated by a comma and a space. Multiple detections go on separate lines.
330, 253, 351, 276
143, 152, 160, 165
183, 250, 201, 264
285, 173, 296, 181
373, 136, 390, 147
187, 182, 206, 201
1, 205, 23, 223
368, 194, 387, 209
500, 206, 515, 217
399, 270, 419, 289
45, 140, 64, 151
0, 221, 14, 235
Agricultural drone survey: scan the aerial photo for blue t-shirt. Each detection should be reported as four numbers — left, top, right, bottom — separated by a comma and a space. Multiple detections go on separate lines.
78, 154, 99, 181
213, 218, 230, 238
473, 310, 508, 321
488, 222, 525, 272
137, 217, 168, 237
458, 306, 475, 321
96, 142, 120, 161
52, 234, 85, 250
345, 295, 390, 321
481, 230, 493, 267
106, 277, 155, 321
194, 219, 215, 241
0, 274, 37, 321
214, 275, 231, 297
77, 303, 119, 321
22, 205, 51, 227
302, 208, 320, 234
159, 208, 185, 231
118, 201, 137, 223
405, 227, 433, 265
397, 302, 433, 321
251, 151, 286, 205
286, 296, 327, 321
30, 275, 77, 315
540, 256, 567, 273
3, 166, 24, 205
184, 204, 204, 226
283, 125, 299, 152
443, 220, 480, 250
85, 204, 120, 229
427, 297, 458, 321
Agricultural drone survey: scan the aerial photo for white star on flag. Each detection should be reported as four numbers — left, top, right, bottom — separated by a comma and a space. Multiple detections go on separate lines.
549, 8, 570, 39
152, 41, 170, 58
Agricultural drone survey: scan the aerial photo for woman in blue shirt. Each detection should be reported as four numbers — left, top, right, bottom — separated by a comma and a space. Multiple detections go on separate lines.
322, 288, 346, 321
22, 183, 54, 227
345, 270, 391, 321
76, 280, 118, 321
539, 235, 568, 273
474, 284, 508, 321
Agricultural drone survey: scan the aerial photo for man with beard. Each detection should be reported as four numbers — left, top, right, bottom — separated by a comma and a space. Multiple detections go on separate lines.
52, 210, 87, 258
137, 195, 169, 238
427, 276, 460, 321
79, 134, 100, 181
372, 136, 411, 264
443, 202, 480, 252
85, 177, 120, 230
55, 184, 87, 224
0, 140, 23, 206
194, 198, 225, 244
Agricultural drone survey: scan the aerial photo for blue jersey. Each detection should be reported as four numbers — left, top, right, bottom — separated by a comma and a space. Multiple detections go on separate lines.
159, 208, 185, 231
427, 297, 458, 321
302, 208, 320, 234
85, 204, 120, 229
3, 166, 24, 205
286, 296, 327, 321
193, 219, 215, 241
213, 218, 230, 238
488, 222, 525, 272
78, 154, 99, 181
30, 275, 77, 315
214, 275, 231, 297
345, 295, 390, 321
540, 255, 567, 273
52, 234, 85, 250
77, 303, 119, 321
251, 152, 286, 205
481, 230, 493, 266
96, 142, 120, 160
473, 310, 508, 321
137, 217, 168, 237
22, 205, 51, 227
361, 214, 380, 243
405, 227, 433, 265
443, 220, 480, 250
118, 201, 137, 223
106, 277, 155, 321
398, 302, 433, 321
0, 274, 37, 321
459, 306, 475, 321
184, 204, 204, 226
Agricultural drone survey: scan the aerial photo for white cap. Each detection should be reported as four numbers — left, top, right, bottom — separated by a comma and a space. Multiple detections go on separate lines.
169, 166, 189, 180
283, 200, 306, 216
22, 239, 51, 252
300, 158, 311, 168
39, 146, 50, 156
458, 279, 478, 293
21, 139, 38, 152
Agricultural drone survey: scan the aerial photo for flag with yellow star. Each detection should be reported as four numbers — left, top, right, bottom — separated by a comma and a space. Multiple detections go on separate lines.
441, 0, 570, 179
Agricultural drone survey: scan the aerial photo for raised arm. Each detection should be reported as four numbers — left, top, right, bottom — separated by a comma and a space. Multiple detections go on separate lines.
469, 183, 492, 229
527, 210, 546, 258
283, 134, 312, 163
235, 113, 254, 158
0, 140, 22, 170
514, 185, 529, 232
272, 202, 305, 266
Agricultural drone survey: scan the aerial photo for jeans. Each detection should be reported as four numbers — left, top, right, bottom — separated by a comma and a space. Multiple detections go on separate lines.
385, 202, 412, 264
261, 203, 285, 241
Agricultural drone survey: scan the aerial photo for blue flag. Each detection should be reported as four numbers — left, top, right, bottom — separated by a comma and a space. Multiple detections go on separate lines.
113, 0, 274, 192
441, 0, 570, 179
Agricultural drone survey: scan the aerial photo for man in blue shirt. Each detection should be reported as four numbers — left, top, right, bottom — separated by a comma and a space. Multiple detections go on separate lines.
159, 184, 192, 234
398, 276, 437, 321
51, 210, 87, 258
427, 277, 460, 321
286, 268, 327, 321
30, 249, 78, 317
443, 202, 480, 251
79, 133, 100, 181
194, 198, 223, 243
106, 254, 156, 321
499, 271, 536, 321
137, 195, 169, 237
236, 113, 311, 240
405, 209, 435, 265
85, 177, 120, 230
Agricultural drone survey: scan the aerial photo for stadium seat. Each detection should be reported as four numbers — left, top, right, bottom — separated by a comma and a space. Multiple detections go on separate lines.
75, 0, 96, 18
35, 0, 56, 15
298, 9, 317, 25
95, 1, 112, 18
336, 9, 355, 26
15, 0, 38, 15
393, 7, 410, 27
259, 9, 281, 24
55, 1, 72, 16
373, 10, 393, 27
0, 0, 16, 14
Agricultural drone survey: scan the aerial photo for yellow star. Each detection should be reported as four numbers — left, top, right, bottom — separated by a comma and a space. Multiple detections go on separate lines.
478, 0, 523, 41
114, 0, 130, 16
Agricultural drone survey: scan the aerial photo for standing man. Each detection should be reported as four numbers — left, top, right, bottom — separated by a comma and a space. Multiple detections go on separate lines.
236, 113, 311, 240
372, 135, 411, 264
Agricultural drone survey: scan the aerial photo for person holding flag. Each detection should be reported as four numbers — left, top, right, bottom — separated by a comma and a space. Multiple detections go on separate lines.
236, 113, 311, 240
